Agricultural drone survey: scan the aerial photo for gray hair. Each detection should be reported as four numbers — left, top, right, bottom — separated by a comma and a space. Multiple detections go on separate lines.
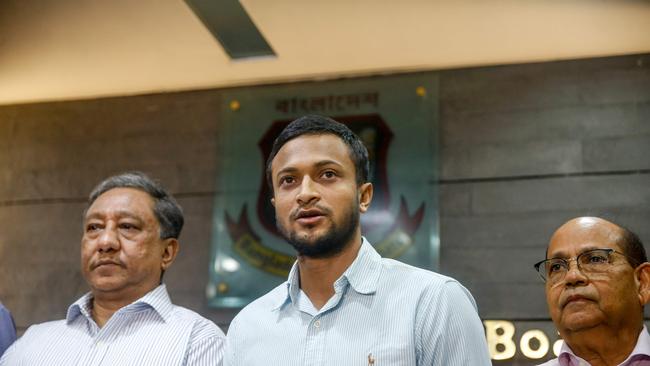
87, 172, 184, 239
618, 225, 647, 267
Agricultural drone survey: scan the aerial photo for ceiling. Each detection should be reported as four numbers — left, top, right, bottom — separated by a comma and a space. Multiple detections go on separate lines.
1, 0, 649, 105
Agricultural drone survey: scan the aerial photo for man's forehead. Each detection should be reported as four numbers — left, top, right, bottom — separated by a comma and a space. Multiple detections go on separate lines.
85, 187, 155, 217
272, 134, 352, 169
547, 217, 623, 257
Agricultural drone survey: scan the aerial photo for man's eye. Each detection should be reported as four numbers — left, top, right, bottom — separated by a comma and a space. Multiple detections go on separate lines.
86, 224, 101, 232
280, 176, 295, 185
548, 262, 565, 273
586, 254, 608, 264
119, 223, 137, 230
322, 171, 336, 179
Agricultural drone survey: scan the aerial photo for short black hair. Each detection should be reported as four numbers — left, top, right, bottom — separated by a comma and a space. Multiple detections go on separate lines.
87, 171, 184, 239
618, 226, 647, 267
265, 115, 370, 192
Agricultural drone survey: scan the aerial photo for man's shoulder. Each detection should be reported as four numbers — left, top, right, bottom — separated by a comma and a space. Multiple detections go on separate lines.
168, 304, 225, 338
17, 319, 68, 340
379, 257, 460, 289
376, 257, 478, 310
229, 282, 288, 326
25, 319, 67, 331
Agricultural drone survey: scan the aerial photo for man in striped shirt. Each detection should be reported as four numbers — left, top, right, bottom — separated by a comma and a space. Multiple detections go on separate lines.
224, 115, 491, 365
0, 172, 225, 365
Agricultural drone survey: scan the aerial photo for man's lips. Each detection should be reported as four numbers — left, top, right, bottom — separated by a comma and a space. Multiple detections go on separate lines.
296, 215, 324, 225
91, 259, 124, 270
561, 294, 594, 308
293, 208, 327, 225
293, 208, 325, 219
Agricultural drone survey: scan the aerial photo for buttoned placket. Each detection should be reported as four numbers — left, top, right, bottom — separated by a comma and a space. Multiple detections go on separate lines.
301, 278, 349, 366
303, 314, 325, 366
75, 307, 133, 366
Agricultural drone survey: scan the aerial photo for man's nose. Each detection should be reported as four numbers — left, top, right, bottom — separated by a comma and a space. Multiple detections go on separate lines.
97, 225, 120, 252
563, 259, 588, 285
296, 176, 320, 206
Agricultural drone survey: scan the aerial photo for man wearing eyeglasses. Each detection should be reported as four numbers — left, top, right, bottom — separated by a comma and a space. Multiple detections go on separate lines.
534, 217, 650, 366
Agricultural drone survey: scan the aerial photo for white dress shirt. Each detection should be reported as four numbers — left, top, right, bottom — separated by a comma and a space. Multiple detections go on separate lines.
0, 284, 225, 366
224, 238, 491, 366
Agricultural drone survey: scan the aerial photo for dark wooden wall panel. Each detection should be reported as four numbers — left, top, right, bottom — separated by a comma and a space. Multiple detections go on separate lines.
437, 54, 650, 324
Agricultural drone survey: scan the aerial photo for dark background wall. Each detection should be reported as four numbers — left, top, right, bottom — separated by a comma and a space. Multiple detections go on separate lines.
439, 54, 650, 318
0, 53, 648, 364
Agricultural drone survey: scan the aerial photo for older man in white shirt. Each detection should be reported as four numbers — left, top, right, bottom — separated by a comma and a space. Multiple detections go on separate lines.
1, 172, 225, 366
534, 217, 650, 366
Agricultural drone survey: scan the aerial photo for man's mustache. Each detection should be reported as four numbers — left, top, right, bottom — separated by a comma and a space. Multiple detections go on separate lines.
291, 205, 331, 220
89, 257, 126, 270
559, 289, 598, 308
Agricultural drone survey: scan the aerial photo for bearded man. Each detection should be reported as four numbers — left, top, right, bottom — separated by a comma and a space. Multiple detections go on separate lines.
223, 115, 490, 366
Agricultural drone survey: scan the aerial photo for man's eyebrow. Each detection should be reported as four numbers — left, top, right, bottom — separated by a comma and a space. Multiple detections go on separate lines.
547, 246, 602, 259
314, 160, 343, 169
275, 167, 298, 179
547, 250, 567, 259
84, 210, 143, 221
275, 160, 344, 179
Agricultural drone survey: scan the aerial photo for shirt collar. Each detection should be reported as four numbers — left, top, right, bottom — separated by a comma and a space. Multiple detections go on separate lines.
271, 237, 382, 311
557, 326, 650, 366
625, 326, 650, 363
66, 284, 174, 324
340, 237, 382, 295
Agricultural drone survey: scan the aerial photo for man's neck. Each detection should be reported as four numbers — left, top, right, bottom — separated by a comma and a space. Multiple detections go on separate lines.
90, 284, 158, 328
298, 235, 363, 310
563, 324, 643, 366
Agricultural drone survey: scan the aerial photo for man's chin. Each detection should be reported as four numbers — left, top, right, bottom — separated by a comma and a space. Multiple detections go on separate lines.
288, 236, 347, 258
87, 278, 127, 294
288, 229, 327, 247
560, 312, 603, 332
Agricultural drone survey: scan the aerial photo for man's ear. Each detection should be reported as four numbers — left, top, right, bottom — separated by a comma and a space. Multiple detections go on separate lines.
358, 182, 373, 213
634, 263, 650, 305
161, 238, 180, 271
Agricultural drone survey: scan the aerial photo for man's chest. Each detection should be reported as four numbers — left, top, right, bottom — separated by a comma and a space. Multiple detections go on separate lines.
24, 322, 192, 366
239, 305, 419, 366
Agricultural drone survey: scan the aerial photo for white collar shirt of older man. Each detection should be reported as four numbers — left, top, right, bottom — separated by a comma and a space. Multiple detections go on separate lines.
537, 326, 650, 366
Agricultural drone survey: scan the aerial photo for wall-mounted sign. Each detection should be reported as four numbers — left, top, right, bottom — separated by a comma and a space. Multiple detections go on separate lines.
484, 320, 561, 364
208, 73, 439, 307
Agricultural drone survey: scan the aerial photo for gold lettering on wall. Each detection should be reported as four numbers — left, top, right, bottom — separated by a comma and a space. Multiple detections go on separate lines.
484, 320, 516, 360
483, 320, 563, 361
520, 329, 549, 359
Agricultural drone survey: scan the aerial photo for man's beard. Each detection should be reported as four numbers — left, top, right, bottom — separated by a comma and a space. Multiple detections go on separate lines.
277, 200, 360, 259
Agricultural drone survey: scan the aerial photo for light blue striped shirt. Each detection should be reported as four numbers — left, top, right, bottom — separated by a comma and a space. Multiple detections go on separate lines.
0, 284, 225, 366
224, 238, 491, 366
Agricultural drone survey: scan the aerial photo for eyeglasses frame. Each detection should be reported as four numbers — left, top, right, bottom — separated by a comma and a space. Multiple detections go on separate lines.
533, 248, 638, 283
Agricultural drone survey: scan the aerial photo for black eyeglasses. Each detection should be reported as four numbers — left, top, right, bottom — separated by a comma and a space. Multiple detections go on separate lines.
533, 248, 633, 284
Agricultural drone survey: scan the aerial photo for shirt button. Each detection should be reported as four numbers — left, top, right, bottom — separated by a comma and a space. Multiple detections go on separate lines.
314, 320, 321, 328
